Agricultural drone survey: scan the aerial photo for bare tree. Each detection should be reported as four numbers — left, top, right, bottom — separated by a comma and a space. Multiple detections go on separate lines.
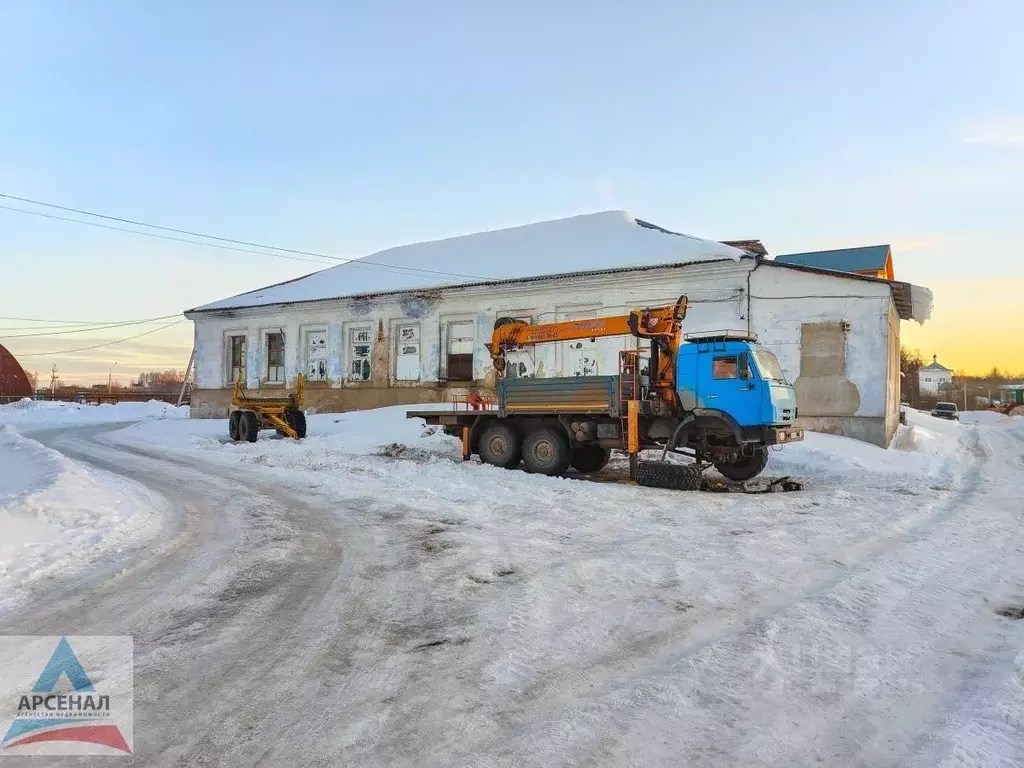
900, 347, 923, 403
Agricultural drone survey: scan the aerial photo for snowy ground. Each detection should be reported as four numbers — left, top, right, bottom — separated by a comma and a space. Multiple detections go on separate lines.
0, 400, 186, 613
1, 400, 1022, 765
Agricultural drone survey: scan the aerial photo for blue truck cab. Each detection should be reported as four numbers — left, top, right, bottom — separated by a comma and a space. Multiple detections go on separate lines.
676, 333, 801, 445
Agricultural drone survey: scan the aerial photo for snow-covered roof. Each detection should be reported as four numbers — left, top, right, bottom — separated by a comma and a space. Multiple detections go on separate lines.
189, 211, 747, 313
921, 358, 952, 372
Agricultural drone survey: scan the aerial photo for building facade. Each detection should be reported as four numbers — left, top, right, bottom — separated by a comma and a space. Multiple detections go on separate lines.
186, 255, 925, 447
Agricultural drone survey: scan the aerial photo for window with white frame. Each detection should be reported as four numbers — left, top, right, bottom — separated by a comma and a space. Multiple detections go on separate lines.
395, 324, 420, 381
227, 334, 246, 385
445, 320, 475, 381
348, 327, 371, 381
266, 332, 285, 383
304, 329, 328, 381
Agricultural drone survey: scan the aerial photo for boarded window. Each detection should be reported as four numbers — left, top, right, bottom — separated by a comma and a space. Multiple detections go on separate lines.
395, 324, 420, 381
349, 328, 371, 381
795, 322, 860, 417
305, 329, 328, 381
712, 356, 739, 380
563, 308, 599, 376
266, 332, 285, 383
227, 335, 246, 385
502, 314, 533, 379
446, 321, 474, 381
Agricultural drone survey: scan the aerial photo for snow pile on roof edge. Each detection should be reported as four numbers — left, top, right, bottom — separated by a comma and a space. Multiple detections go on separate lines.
910, 284, 934, 323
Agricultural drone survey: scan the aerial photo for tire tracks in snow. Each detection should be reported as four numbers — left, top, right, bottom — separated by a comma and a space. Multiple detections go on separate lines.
0, 425, 361, 766
479, 424, 1020, 764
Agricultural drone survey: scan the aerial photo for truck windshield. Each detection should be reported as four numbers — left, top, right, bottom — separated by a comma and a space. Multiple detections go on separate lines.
753, 349, 788, 384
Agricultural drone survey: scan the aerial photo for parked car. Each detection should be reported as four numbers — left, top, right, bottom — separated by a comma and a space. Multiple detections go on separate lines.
931, 402, 960, 420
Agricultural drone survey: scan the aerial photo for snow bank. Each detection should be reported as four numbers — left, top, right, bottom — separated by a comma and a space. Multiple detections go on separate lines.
109, 401, 981, 496
192, 211, 746, 311
961, 410, 1013, 426
0, 427, 166, 615
764, 407, 972, 483
0, 398, 187, 430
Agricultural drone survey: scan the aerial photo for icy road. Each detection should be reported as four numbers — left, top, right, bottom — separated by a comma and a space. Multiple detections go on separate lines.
1, 402, 1023, 766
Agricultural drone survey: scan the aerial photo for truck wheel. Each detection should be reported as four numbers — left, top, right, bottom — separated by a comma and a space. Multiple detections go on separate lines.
478, 423, 522, 468
238, 410, 259, 443
570, 445, 610, 473
522, 427, 572, 476
285, 408, 307, 439
228, 411, 241, 441
636, 461, 700, 491
713, 450, 768, 481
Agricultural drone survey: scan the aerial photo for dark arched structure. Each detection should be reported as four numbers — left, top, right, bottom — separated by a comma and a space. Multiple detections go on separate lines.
0, 344, 33, 402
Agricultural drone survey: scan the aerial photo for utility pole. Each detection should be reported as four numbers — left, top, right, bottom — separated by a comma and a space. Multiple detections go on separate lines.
50, 364, 58, 396
108, 361, 118, 393
176, 348, 196, 407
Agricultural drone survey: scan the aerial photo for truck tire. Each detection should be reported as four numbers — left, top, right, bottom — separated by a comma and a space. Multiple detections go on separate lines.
478, 422, 522, 468
570, 445, 610, 473
228, 411, 241, 441
238, 410, 259, 443
522, 427, 572, 476
635, 461, 700, 491
713, 449, 768, 482
285, 408, 307, 439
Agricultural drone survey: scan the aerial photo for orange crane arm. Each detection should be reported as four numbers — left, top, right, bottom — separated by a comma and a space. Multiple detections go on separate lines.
488, 295, 688, 372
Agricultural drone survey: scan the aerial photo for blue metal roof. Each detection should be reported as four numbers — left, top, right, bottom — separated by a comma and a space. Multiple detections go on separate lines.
773, 245, 891, 273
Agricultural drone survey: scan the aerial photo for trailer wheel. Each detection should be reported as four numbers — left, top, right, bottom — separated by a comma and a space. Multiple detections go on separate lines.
522, 427, 572, 476
713, 449, 768, 482
238, 410, 259, 443
636, 461, 700, 491
478, 423, 522, 468
570, 445, 610, 473
228, 411, 241, 441
285, 408, 307, 439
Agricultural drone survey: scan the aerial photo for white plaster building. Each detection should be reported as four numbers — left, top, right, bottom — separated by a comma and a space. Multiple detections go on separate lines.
918, 356, 954, 395
184, 211, 932, 447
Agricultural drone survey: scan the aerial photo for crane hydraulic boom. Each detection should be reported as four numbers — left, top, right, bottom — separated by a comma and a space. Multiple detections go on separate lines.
487, 295, 689, 373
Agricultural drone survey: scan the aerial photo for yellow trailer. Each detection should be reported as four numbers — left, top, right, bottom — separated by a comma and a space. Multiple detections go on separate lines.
228, 373, 307, 441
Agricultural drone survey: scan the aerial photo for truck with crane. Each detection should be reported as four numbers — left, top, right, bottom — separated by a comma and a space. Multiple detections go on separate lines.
407, 295, 803, 489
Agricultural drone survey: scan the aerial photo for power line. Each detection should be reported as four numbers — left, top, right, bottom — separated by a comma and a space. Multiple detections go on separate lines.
11, 320, 187, 357
0, 205, 338, 266
0, 313, 182, 339
0, 192, 493, 280
0, 191, 349, 262
0, 321, 171, 331
0, 314, 174, 324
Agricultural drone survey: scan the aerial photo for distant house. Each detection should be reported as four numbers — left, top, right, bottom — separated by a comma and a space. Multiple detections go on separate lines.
998, 384, 1024, 405
773, 245, 894, 281
919, 355, 954, 395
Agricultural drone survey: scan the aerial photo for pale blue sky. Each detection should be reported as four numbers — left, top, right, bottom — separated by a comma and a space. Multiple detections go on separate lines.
2, 1, 1022, 381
